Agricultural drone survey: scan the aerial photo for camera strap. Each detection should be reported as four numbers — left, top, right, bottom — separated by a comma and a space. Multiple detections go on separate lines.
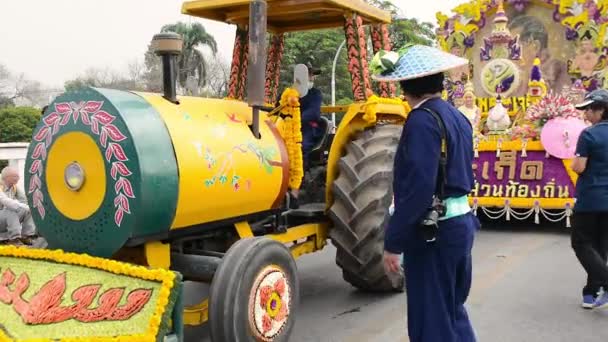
420, 108, 448, 201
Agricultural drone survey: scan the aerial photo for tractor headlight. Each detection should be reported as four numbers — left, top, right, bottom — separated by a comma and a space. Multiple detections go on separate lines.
65, 162, 85, 191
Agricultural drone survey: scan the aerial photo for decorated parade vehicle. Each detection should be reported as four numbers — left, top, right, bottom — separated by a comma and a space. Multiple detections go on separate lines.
437, 0, 608, 225
0, 1, 414, 341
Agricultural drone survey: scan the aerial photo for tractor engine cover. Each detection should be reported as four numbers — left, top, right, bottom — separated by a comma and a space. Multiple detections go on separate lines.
25, 87, 289, 258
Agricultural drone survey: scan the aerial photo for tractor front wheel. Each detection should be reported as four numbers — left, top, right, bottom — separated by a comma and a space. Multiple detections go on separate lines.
209, 237, 299, 341
328, 124, 405, 292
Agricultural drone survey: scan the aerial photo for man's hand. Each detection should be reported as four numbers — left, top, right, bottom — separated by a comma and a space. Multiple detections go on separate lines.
383, 251, 401, 274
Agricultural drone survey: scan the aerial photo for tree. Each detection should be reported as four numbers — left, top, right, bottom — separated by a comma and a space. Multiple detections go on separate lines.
203, 53, 231, 98
64, 66, 146, 92
0, 106, 41, 143
142, 43, 163, 92
0, 65, 55, 108
390, 18, 436, 49
367, 0, 436, 49
161, 22, 218, 94
279, 29, 353, 105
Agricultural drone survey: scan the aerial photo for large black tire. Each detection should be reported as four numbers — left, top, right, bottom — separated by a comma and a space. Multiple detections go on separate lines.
209, 237, 299, 342
328, 124, 405, 292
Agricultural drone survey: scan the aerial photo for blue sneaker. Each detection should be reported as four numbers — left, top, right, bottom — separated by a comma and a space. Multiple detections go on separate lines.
582, 295, 596, 309
594, 292, 608, 309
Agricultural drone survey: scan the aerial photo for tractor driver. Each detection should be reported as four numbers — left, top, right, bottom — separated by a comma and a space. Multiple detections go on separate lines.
299, 62, 323, 170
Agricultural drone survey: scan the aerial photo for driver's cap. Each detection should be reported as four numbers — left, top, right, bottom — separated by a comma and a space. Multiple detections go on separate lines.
575, 89, 608, 110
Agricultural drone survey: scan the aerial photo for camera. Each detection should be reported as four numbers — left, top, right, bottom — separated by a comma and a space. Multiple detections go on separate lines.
419, 197, 446, 243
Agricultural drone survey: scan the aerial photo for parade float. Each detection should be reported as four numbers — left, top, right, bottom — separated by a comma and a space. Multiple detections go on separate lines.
437, 0, 608, 225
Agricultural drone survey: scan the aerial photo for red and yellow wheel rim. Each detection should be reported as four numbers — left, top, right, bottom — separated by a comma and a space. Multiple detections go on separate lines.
248, 264, 291, 341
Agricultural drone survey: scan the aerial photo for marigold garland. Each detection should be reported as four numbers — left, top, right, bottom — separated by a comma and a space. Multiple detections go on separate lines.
271, 88, 304, 190
0, 246, 180, 342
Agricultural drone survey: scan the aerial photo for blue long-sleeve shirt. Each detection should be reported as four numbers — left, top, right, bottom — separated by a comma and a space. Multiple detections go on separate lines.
384, 97, 474, 254
299, 88, 323, 151
300, 87, 322, 124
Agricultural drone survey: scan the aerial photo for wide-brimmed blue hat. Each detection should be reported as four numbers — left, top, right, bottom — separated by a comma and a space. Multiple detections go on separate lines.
371, 44, 469, 82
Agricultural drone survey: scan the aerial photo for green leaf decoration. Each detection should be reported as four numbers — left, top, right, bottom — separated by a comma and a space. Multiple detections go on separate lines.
263, 163, 273, 174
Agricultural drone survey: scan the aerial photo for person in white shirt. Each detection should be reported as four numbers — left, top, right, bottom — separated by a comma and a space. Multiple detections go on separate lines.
0, 166, 37, 245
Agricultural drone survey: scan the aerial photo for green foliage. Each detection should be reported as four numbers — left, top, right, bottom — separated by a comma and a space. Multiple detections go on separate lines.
0, 106, 41, 143
279, 29, 352, 105
391, 18, 436, 49
367, 0, 435, 49
161, 22, 218, 91
277, 1, 436, 105
63, 67, 145, 92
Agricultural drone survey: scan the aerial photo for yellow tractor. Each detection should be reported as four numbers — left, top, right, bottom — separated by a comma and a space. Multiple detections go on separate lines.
15, 0, 410, 340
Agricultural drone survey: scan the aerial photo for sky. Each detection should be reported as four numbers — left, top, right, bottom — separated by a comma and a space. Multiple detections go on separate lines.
0, 0, 457, 90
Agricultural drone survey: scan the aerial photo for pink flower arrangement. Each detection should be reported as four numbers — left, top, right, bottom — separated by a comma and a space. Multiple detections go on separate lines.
525, 92, 581, 129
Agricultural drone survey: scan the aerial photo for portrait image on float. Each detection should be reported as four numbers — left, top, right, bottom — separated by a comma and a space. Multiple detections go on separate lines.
437, 0, 608, 110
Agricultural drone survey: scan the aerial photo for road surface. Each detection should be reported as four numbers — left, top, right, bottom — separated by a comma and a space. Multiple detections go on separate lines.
185, 220, 608, 341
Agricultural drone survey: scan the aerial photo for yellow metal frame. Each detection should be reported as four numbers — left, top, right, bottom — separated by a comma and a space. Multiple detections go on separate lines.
184, 299, 209, 326
181, 0, 391, 33
182, 219, 330, 326
235, 221, 329, 259
144, 241, 171, 269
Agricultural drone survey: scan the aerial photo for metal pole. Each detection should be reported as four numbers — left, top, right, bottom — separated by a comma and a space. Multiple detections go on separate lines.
331, 39, 346, 133
247, 0, 267, 139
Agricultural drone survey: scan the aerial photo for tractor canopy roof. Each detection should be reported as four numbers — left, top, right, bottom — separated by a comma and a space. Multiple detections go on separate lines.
181, 0, 392, 33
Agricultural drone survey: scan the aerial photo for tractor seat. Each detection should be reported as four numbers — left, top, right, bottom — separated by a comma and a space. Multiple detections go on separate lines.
310, 116, 332, 153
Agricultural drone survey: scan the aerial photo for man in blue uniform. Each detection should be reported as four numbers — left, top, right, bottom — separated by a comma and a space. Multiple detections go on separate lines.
372, 45, 479, 342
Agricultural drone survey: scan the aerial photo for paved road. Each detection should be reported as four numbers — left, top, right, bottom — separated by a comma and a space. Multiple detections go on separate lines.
186, 220, 608, 341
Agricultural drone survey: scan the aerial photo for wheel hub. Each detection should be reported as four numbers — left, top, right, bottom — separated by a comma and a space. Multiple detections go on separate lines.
249, 265, 290, 341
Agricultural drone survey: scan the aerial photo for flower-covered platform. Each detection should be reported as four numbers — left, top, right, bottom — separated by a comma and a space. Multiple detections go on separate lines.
0, 246, 182, 342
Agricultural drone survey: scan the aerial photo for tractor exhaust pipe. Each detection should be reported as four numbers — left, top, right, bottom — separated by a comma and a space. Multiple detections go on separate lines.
246, 0, 267, 138
152, 32, 183, 104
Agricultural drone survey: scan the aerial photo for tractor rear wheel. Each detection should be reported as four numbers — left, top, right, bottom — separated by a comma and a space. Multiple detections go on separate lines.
209, 237, 299, 342
328, 124, 405, 292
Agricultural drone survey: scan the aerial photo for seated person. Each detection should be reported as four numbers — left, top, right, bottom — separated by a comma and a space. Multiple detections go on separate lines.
276, 63, 324, 169
0, 166, 37, 246
300, 62, 324, 169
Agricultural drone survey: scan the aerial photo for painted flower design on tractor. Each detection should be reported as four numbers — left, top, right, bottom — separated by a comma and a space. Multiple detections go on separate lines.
249, 266, 291, 340
28, 101, 134, 227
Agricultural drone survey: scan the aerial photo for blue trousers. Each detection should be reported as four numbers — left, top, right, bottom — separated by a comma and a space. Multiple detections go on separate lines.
402, 213, 478, 342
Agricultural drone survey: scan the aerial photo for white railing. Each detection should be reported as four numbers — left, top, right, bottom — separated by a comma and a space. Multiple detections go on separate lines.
0, 142, 29, 190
